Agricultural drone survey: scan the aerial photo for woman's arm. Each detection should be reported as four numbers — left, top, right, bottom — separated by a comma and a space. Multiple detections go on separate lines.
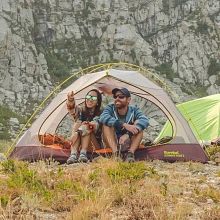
66, 91, 82, 121
77, 116, 100, 137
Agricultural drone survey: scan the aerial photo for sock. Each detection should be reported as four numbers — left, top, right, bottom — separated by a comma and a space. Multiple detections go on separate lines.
71, 149, 77, 155
80, 149, 87, 155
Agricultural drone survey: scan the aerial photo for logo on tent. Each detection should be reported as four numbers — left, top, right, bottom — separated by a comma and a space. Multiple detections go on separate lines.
164, 151, 184, 158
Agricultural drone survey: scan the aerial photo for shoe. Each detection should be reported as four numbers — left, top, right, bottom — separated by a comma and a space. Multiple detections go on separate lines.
78, 152, 88, 163
112, 151, 122, 162
67, 153, 77, 164
124, 151, 135, 163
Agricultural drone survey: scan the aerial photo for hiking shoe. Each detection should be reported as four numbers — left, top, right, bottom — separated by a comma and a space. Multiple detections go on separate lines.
112, 151, 122, 162
124, 151, 135, 163
67, 153, 77, 164
78, 152, 88, 163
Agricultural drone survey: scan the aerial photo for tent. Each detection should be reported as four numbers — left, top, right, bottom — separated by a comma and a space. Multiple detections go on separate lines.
156, 94, 220, 142
8, 63, 209, 163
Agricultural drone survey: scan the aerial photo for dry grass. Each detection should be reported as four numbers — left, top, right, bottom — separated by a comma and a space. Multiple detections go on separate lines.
0, 157, 219, 220
0, 142, 220, 219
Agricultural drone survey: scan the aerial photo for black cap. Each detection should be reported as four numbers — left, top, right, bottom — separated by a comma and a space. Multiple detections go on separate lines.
112, 87, 131, 97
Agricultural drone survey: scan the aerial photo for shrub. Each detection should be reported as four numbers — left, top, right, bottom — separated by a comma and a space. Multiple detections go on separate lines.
0, 106, 26, 140
196, 22, 209, 35
155, 63, 175, 81
162, 0, 169, 11
106, 162, 147, 184
45, 53, 70, 81
207, 58, 220, 76
205, 145, 220, 160
174, 0, 188, 7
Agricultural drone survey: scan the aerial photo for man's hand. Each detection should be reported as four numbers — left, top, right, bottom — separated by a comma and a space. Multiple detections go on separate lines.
67, 91, 74, 101
119, 133, 129, 145
123, 123, 139, 135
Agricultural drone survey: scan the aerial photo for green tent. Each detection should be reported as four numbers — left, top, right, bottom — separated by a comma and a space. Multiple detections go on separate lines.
156, 94, 220, 142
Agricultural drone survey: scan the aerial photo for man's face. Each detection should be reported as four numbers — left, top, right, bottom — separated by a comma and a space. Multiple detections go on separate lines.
113, 91, 129, 109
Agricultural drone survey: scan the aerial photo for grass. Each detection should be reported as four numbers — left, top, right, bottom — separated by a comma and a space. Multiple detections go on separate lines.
0, 141, 220, 219
0, 156, 219, 219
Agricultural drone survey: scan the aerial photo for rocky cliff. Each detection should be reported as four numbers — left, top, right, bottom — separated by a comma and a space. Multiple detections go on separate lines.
0, 0, 219, 139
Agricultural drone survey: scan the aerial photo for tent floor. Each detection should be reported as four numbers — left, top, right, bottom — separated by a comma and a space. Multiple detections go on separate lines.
9, 143, 209, 163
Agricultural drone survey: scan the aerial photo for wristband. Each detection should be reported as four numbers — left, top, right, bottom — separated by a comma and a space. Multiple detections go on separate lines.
126, 131, 133, 139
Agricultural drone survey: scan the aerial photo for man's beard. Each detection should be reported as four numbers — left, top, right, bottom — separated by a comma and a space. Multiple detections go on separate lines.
115, 101, 127, 109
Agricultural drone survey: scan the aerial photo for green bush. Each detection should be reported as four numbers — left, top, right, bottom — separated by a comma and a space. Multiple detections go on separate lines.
174, 0, 188, 7
181, 84, 208, 98
196, 22, 209, 35
181, 86, 193, 95
206, 145, 220, 160
207, 58, 220, 76
0, 106, 25, 124
162, 0, 169, 11
0, 106, 26, 140
216, 75, 220, 86
155, 63, 175, 81
152, 50, 159, 57
45, 53, 70, 81
107, 162, 147, 184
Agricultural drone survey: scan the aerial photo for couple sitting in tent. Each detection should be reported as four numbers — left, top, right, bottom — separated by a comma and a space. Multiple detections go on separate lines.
66, 87, 149, 164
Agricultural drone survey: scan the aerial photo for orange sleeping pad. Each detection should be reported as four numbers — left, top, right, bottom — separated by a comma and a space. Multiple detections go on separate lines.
94, 144, 146, 154
39, 133, 146, 152
39, 133, 71, 149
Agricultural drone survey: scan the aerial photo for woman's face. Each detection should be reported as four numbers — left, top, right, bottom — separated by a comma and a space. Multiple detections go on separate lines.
85, 90, 98, 109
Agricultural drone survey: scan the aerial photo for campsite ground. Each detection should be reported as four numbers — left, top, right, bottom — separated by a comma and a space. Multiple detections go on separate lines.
0, 152, 220, 219
0, 141, 220, 219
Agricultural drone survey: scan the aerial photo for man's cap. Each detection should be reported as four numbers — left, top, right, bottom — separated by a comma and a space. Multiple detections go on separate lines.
112, 87, 131, 97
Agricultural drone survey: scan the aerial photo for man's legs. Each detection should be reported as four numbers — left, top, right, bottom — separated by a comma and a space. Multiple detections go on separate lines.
102, 124, 144, 162
124, 131, 143, 162
129, 131, 143, 154
102, 124, 118, 153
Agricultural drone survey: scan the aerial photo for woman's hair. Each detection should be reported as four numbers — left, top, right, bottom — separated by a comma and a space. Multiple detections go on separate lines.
85, 89, 102, 114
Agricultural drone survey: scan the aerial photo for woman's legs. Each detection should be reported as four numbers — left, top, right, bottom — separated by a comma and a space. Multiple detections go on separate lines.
67, 133, 81, 164
78, 133, 101, 162
81, 133, 101, 152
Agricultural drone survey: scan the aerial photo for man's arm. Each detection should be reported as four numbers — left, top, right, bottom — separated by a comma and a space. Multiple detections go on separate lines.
121, 107, 149, 135
100, 105, 124, 132
134, 108, 149, 131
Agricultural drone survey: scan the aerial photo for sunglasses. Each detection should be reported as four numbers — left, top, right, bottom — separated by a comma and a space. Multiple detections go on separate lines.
113, 94, 127, 99
85, 94, 98, 101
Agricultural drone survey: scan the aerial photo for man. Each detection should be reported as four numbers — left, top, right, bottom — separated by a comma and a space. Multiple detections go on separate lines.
100, 87, 149, 162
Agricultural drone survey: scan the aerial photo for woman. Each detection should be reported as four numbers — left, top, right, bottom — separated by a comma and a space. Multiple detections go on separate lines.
66, 89, 102, 164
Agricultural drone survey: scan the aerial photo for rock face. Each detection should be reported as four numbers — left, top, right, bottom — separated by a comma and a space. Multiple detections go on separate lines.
0, 0, 219, 139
